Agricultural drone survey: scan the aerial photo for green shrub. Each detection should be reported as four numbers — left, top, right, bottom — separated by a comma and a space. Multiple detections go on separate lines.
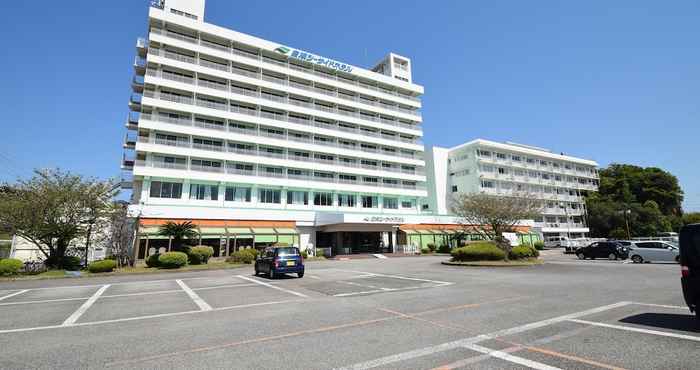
227, 250, 255, 264
421, 246, 431, 254
437, 244, 451, 254
0, 258, 23, 275
528, 245, 540, 258
87, 259, 117, 273
451, 242, 506, 262
158, 252, 188, 269
243, 248, 258, 259
146, 253, 160, 268
427, 243, 436, 252
509, 245, 535, 260
316, 248, 325, 257
187, 246, 215, 265
300, 250, 308, 259
533, 241, 545, 250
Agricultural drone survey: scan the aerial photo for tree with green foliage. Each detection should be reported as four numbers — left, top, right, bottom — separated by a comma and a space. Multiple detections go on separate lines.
0, 169, 118, 269
158, 221, 199, 251
683, 212, 700, 226
586, 164, 684, 238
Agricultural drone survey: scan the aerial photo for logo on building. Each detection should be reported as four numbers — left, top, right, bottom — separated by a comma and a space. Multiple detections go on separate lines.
274, 46, 353, 73
150, 0, 165, 10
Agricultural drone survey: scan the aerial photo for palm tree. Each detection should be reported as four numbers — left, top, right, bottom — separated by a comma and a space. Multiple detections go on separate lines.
158, 221, 199, 251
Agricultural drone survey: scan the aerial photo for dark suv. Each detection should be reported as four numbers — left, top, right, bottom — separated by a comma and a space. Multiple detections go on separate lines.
255, 247, 304, 279
576, 241, 629, 260
680, 224, 700, 321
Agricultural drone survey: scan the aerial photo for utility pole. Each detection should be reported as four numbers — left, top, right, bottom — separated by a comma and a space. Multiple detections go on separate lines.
624, 209, 631, 239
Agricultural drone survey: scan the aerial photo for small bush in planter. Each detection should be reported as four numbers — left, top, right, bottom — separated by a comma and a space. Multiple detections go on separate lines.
427, 243, 436, 252
158, 252, 188, 269
0, 258, 23, 275
509, 245, 535, 260
243, 248, 258, 259
146, 253, 160, 268
227, 250, 254, 264
187, 246, 215, 265
451, 242, 506, 262
533, 241, 545, 250
300, 250, 308, 259
88, 259, 117, 273
421, 246, 431, 254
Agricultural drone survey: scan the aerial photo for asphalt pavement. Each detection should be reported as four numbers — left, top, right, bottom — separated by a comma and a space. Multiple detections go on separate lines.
0, 251, 695, 369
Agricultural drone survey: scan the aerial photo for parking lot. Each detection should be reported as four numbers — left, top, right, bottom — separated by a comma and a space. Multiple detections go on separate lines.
0, 254, 697, 369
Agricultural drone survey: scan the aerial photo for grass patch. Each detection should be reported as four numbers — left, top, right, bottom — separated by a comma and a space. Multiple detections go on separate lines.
442, 258, 543, 267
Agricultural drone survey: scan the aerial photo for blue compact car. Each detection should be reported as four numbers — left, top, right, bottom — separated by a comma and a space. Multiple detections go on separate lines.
255, 247, 304, 279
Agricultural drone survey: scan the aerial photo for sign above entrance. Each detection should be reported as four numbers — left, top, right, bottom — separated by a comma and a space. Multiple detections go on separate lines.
362, 216, 405, 224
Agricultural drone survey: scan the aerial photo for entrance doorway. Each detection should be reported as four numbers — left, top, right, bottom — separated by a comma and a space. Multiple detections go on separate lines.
316, 231, 391, 255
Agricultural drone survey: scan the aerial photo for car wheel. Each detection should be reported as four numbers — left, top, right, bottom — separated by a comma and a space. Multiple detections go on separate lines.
631, 255, 643, 264
577, 253, 585, 260
608, 253, 617, 260
254, 268, 260, 276
298, 271, 304, 278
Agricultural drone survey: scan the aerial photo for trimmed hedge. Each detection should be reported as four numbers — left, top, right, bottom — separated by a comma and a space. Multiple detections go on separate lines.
187, 246, 215, 265
427, 243, 437, 252
227, 250, 254, 264
509, 245, 540, 260
451, 242, 506, 262
146, 253, 160, 268
421, 246, 431, 254
300, 250, 308, 259
0, 258, 23, 275
158, 252, 188, 269
533, 241, 545, 250
88, 259, 117, 273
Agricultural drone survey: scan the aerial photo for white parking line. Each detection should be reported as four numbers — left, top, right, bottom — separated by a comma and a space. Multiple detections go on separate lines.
463, 343, 562, 370
567, 319, 700, 342
334, 301, 629, 370
0, 283, 260, 307
0, 290, 28, 301
0, 299, 304, 335
236, 275, 309, 298
627, 302, 688, 310
337, 269, 453, 285
62, 285, 110, 326
176, 279, 212, 311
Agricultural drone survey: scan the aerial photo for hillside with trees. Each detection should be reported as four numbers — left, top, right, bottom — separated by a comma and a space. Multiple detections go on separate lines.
585, 164, 684, 238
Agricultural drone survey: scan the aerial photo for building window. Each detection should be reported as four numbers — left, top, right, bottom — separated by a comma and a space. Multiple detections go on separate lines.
477, 150, 491, 157
190, 184, 218, 201
258, 188, 281, 204
451, 185, 458, 192
361, 195, 377, 208
286, 190, 308, 205
383, 197, 398, 209
225, 186, 251, 202
498, 167, 506, 174
480, 180, 495, 189
150, 181, 182, 199
338, 194, 356, 207
401, 199, 415, 209
313, 192, 333, 206
496, 153, 507, 159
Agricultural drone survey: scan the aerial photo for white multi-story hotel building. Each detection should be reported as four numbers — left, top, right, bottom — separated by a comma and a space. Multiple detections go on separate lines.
425, 140, 600, 239
122, 0, 447, 258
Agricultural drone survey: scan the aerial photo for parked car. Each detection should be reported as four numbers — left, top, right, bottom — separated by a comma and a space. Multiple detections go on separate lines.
545, 236, 571, 249
628, 240, 680, 264
680, 224, 700, 321
254, 246, 304, 279
576, 241, 629, 260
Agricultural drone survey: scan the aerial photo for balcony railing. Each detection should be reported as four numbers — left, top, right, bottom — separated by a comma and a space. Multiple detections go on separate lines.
147, 32, 423, 113
138, 101, 424, 162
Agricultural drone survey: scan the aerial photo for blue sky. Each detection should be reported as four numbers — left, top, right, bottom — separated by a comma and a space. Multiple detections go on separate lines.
0, 0, 698, 210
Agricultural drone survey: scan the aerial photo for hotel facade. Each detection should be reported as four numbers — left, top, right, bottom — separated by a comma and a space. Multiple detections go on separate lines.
121, 0, 593, 260
122, 0, 464, 258
425, 140, 600, 239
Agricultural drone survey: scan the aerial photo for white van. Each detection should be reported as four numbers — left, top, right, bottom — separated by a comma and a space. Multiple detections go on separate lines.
545, 236, 571, 249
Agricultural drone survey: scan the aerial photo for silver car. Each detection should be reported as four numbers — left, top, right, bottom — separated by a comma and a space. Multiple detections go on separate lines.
628, 241, 680, 263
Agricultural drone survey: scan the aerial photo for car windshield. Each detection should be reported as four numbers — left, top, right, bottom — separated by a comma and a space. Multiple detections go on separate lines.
276, 247, 299, 256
